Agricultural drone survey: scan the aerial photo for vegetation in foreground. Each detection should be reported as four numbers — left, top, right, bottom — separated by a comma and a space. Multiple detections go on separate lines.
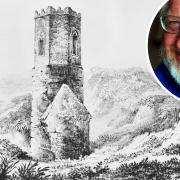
0, 155, 50, 180
1, 154, 180, 180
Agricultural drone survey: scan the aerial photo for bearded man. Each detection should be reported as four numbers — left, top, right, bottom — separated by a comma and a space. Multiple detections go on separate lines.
155, 0, 180, 98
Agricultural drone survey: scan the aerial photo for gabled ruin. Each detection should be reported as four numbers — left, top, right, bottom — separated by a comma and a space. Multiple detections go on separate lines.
31, 6, 91, 161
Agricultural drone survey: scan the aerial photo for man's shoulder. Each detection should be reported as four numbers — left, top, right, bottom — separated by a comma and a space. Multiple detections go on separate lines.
154, 62, 168, 77
154, 62, 180, 98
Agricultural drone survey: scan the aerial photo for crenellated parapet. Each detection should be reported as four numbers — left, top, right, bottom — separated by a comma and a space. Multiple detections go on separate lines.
35, 6, 81, 18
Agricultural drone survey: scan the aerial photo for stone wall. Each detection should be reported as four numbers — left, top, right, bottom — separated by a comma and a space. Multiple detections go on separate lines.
49, 12, 81, 66
34, 6, 81, 67
31, 64, 84, 160
31, 6, 89, 161
44, 84, 90, 159
32, 65, 83, 105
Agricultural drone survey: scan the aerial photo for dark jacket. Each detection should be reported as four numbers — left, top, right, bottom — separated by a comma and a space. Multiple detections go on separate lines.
154, 62, 180, 98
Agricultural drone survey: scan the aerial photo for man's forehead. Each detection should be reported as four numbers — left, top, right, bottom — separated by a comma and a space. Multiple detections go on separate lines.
168, 0, 180, 16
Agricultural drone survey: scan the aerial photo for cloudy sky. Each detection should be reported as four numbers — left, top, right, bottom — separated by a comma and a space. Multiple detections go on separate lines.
0, 0, 167, 76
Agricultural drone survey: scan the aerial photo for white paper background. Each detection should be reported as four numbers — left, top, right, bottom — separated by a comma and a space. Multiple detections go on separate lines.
0, 0, 167, 76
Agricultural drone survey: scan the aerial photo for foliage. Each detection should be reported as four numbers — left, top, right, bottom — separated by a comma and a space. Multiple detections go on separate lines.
7, 97, 32, 145
60, 116, 90, 160
51, 174, 65, 180
13, 161, 50, 180
61, 128, 90, 160
0, 93, 32, 136
111, 157, 180, 179
0, 155, 18, 180
52, 161, 109, 180
51, 158, 180, 180
0, 139, 30, 160
67, 161, 109, 180
163, 143, 180, 156
2, 153, 180, 179
0, 155, 50, 180
90, 134, 117, 150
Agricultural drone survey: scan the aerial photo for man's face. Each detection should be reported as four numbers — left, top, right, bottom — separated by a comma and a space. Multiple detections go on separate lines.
163, 0, 180, 68
162, 0, 180, 85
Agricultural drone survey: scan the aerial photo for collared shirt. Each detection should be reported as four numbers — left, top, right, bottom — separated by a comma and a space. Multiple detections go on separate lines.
154, 62, 180, 98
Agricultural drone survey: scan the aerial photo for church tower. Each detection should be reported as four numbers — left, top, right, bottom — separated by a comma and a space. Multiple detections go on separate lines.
33, 6, 83, 103
31, 6, 90, 161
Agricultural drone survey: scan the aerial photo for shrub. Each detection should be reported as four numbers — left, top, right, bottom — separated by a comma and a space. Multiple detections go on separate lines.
53, 161, 110, 180
12, 161, 50, 180
91, 134, 117, 150
51, 173, 65, 180
0, 154, 50, 180
52, 158, 180, 179
60, 116, 90, 160
163, 144, 180, 156
0, 155, 18, 180
0, 139, 30, 160
61, 128, 90, 160
111, 157, 180, 179
50, 158, 180, 179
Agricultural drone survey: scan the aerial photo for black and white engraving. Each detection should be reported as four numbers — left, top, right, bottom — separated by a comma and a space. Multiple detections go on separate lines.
31, 6, 91, 161
0, 2, 180, 179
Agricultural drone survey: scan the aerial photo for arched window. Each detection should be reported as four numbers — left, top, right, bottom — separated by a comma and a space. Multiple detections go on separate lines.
72, 32, 78, 55
39, 39, 45, 56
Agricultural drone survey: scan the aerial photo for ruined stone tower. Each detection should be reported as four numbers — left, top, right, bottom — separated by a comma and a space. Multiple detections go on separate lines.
31, 6, 90, 161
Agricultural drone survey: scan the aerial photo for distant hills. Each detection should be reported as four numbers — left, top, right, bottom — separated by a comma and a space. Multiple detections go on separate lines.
85, 67, 180, 143
0, 67, 180, 155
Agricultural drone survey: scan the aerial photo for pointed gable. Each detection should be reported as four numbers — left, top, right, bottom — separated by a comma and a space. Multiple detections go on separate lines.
43, 84, 91, 133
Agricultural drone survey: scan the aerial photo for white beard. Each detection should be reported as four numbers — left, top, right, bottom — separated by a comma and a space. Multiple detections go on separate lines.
161, 47, 180, 85
169, 65, 180, 85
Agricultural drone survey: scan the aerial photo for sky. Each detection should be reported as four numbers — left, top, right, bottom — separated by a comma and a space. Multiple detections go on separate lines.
0, 0, 167, 76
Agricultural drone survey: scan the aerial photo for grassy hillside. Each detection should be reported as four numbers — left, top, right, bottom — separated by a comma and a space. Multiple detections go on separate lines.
0, 67, 180, 179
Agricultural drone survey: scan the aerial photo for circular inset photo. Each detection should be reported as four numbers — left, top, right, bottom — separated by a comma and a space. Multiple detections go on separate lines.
148, 0, 180, 99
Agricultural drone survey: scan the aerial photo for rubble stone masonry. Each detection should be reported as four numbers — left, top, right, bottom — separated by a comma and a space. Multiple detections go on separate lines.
31, 6, 89, 161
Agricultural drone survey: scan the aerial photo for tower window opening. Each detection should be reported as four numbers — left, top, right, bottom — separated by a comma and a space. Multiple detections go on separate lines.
73, 33, 78, 55
39, 39, 45, 56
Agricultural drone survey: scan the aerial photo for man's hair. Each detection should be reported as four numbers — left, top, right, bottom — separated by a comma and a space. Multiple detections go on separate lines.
160, 0, 170, 16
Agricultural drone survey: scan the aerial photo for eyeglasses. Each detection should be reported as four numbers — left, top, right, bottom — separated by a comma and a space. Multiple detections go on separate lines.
160, 15, 180, 34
